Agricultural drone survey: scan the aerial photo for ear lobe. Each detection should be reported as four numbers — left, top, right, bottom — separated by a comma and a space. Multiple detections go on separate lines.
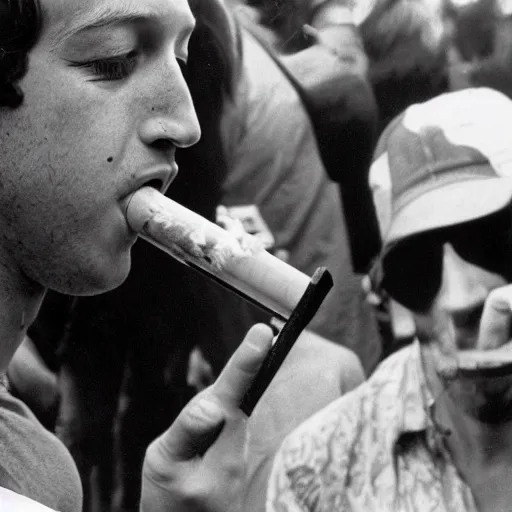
0, 83, 24, 108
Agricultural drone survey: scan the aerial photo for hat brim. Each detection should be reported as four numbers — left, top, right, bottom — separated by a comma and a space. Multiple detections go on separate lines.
386, 177, 512, 245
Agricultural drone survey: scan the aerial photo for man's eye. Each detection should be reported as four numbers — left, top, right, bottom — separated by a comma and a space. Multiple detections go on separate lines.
67, 52, 138, 82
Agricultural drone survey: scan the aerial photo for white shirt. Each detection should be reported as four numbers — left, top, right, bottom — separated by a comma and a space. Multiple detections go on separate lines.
0, 487, 57, 512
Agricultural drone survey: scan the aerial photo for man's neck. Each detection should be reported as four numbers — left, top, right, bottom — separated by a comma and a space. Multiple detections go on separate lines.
0, 250, 45, 373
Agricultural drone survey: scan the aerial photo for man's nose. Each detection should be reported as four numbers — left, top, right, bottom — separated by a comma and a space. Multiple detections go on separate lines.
439, 243, 488, 312
138, 63, 201, 150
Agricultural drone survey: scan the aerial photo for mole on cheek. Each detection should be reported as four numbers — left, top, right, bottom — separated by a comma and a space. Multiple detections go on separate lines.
107, 157, 113, 163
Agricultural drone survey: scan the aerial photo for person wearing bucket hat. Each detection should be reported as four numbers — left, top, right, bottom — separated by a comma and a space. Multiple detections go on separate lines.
267, 88, 512, 512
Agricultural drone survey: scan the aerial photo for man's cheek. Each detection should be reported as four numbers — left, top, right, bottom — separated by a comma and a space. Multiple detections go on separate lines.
48, 103, 125, 179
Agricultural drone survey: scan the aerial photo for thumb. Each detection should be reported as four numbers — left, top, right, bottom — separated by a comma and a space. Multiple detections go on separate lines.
212, 323, 274, 407
478, 286, 512, 350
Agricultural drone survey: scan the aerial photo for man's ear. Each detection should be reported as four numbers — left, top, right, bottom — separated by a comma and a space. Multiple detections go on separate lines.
0, 83, 24, 108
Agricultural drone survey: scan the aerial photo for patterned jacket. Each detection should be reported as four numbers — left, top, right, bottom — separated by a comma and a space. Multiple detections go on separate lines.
267, 342, 478, 511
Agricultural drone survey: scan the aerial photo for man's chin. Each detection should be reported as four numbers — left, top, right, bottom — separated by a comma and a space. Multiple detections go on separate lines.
53, 258, 131, 297
83, 268, 130, 296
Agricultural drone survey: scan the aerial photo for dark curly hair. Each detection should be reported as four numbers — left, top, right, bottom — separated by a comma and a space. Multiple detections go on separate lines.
0, 0, 42, 108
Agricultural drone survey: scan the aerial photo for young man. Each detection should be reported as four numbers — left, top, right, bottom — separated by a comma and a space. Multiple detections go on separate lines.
0, 0, 276, 510
267, 87, 512, 511
44, 1, 366, 509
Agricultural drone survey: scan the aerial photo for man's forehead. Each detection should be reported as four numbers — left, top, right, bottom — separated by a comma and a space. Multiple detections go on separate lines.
44, 0, 174, 19
42, 0, 193, 43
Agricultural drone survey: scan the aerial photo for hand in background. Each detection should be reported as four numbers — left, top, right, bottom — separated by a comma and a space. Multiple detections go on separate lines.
478, 285, 512, 351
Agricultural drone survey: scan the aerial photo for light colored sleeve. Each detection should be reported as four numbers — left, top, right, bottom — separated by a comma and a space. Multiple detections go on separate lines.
0, 488, 57, 512
266, 440, 311, 512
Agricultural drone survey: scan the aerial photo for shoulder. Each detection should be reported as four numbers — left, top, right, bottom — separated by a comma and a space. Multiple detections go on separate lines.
275, 343, 414, 454
291, 331, 365, 391
0, 391, 82, 512
266, 386, 364, 511
266, 345, 416, 510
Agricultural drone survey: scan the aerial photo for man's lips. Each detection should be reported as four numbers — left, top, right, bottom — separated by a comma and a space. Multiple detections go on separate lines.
121, 163, 178, 200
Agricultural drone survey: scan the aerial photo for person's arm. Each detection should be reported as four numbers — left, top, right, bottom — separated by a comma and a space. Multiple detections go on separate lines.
140, 324, 273, 512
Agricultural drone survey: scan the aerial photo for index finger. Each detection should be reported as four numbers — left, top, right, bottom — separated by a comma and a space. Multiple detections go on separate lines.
478, 285, 512, 351
212, 323, 274, 408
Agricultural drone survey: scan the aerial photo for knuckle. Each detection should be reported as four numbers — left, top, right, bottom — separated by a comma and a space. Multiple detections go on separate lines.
180, 475, 217, 506
143, 441, 171, 483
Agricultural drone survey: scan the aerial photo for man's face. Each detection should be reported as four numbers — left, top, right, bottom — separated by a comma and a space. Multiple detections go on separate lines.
414, 242, 512, 423
384, 209, 512, 421
0, 0, 201, 295
413, 243, 507, 353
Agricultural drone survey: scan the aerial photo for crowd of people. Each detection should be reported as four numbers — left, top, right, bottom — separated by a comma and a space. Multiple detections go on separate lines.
2, 0, 512, 511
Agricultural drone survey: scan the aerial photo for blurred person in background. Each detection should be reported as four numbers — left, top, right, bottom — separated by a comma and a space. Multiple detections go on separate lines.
445, 0, 499, 90
268, 87, 512, 512
465, 0, 512, 97
359, 0, 450, 133
226, 0, 454, 355
225, 0, 381, 276
448, 0, 498, 63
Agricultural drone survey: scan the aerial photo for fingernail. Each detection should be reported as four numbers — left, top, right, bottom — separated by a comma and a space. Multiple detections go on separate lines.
243, 325, 273, 354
